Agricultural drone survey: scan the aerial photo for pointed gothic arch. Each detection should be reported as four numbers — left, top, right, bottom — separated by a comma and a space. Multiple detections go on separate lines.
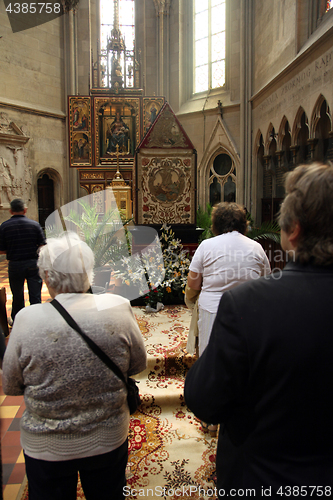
311, 95, 332, 161
310, 94, 332, 137
277, 116, 292, 173
277, 116, 291, 151
37, 168, 63, 228
197, 116, 240, 208
292, 107, 309, 144
253, 129, 264, 156
207, 148, 237, 206
265, 123, 277, 156
292, 107, 310, 164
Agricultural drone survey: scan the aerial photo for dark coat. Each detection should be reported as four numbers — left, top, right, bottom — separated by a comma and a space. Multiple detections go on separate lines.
184, 262, 333, 497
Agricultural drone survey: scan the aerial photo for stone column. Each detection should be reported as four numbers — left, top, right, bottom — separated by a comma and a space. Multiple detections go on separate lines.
153, 0, 171, 98
62, 0, 80, 202
289, 145, 299, 166
275, 149, 290, 173
240, 0, 252, 210
307, 138, 318, 161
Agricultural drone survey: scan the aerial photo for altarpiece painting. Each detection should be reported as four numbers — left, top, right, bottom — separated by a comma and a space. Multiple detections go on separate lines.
68, 97, 92, 167
136, 103, 197, 225
143, 97, 165, 135
94, 97, 140, 164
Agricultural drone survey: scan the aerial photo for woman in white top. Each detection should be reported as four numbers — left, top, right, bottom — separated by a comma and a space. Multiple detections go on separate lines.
186, 203, 271, 434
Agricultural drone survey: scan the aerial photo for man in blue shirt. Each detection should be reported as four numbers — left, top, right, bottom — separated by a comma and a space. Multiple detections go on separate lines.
0, 199, 46, 324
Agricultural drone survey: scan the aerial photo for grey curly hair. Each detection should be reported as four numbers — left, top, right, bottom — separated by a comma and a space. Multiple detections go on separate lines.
38, 232, 95, 293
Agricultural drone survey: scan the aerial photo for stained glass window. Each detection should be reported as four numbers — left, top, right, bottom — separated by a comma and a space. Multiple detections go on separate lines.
100, 0, 135, 88
326, 0, 333, 11
209, 154, 235, 205
100, 0, 135, 52
194, 0, 226, 93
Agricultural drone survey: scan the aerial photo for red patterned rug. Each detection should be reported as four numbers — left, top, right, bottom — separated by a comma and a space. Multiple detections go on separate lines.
19, 306, 217, 500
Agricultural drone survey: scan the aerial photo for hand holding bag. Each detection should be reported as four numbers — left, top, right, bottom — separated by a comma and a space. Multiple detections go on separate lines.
50, 298, 141, 415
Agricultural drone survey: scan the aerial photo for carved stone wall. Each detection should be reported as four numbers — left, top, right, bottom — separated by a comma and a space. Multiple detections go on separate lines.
0, 113, 31, 210
0, 110, 66, 224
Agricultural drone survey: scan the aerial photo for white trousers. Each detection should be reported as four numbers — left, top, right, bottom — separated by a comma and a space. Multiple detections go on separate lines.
197, 306, 217, 357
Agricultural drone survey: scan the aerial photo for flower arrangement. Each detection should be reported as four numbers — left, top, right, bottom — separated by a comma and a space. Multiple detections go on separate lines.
143, 285, 164, 309
159, 223, 191, 305
113, 224, 190, 309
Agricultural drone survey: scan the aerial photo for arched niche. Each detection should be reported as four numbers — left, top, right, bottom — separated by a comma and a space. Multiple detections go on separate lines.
311, 96, 332, 161
207, 150, 236, 206
37, 168, 62, 228
292, 108, 309, 164
278, 116, 292, 170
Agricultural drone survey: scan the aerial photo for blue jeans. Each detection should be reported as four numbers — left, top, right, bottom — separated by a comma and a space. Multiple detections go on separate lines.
8, 259, 43, 320
24, 439, 128, 500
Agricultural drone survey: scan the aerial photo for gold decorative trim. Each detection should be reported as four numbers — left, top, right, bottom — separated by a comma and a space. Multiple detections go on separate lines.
69, 97, 92, 167
93, 97, 140, 165
81, 172, 104, 179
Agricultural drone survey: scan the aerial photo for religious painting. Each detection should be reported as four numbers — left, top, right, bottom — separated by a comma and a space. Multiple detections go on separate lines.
72, 132, 90, 162
136, 153, 196, 225
72, 99, 89, 131
149, 163, 185, 203
68, 97, 92, 166
143, 97, 165, 135
140, 102, 194, 149
94, 97, 140, 164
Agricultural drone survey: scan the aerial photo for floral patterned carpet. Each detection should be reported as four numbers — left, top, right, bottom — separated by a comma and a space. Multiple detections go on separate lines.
20, 305, 217, 500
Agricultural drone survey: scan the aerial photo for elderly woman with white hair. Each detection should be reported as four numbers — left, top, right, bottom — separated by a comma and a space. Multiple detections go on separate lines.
2, 232, 147, 500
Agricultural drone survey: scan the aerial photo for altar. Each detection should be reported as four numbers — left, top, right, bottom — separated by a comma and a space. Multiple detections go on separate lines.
67, 0, 198, 240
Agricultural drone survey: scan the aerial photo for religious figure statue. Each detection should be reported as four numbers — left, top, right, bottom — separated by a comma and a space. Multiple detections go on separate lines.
106, 111, 129, 154
111, 56, 123, 78
0, 157, 13, 206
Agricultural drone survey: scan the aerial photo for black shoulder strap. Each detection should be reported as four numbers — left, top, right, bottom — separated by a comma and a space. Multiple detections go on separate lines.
50, 298, 128, 387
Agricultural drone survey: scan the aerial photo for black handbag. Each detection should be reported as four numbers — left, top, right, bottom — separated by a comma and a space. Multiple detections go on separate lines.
50, 298, 141, 415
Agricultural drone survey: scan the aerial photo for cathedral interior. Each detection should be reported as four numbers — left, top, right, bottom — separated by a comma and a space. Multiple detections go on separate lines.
0, 1, 333, 497
0, 0, 332, 232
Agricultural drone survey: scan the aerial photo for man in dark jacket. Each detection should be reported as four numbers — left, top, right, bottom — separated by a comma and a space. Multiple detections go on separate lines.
0, 198, 46, 324
184, 162, 333, 498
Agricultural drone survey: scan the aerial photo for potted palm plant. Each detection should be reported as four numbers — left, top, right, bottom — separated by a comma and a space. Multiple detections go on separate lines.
64, 199, 133, 288
196, 204, 281, 244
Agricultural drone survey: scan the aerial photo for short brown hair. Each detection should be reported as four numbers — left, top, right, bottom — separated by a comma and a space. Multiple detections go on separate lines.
211, 202, 247, 236
278, 162, 333, 266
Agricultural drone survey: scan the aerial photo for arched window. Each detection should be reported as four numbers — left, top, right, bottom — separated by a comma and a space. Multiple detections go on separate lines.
326, 1, 333, 11
100, 0, 135, 51
194, 0, 226, 94
314, 100, 331, 161
100, 0, 135, 88
209, 153, 235, 205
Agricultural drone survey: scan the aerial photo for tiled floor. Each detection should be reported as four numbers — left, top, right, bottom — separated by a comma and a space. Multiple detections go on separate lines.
0, 259, 52, 500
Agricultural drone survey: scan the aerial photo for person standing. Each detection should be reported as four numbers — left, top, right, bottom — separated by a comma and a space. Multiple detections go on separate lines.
2, 232, 147, 500
0, 198, 46, 324
184, 163, 333, 497
185, 202, 271, 436
186, 202, 271, 358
